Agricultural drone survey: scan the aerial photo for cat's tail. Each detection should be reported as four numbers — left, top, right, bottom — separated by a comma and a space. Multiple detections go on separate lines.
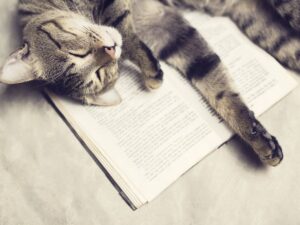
228, 0, 300, 72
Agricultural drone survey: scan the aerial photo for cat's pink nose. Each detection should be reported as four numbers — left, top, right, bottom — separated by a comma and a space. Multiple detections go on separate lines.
104, 46, 116, 59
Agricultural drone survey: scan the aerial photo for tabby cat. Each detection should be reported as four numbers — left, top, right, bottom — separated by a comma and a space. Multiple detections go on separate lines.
1, 0, 299, 166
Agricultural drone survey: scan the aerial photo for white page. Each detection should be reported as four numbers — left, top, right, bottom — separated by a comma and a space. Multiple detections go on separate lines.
51, 63, 223, 203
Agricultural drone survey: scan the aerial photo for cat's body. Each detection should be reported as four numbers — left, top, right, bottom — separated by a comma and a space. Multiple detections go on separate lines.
2, 0, 299, 166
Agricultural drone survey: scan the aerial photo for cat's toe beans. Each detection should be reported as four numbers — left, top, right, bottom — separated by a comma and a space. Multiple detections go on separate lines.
258, 136, 283, 167
260, 152, 283, 167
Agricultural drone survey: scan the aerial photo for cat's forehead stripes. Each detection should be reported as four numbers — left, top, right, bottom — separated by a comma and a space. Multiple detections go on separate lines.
37, 25, 62, 49
41, 20, 78, 37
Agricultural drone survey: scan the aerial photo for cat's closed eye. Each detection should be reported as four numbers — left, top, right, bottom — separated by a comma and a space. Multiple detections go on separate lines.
68, 49, 92, 58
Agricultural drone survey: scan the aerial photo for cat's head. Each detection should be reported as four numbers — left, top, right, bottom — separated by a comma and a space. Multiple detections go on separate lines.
0, 11, 123, 106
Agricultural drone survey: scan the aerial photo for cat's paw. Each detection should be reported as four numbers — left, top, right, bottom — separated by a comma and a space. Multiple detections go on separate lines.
248, 111, 283, 166
144, 68, 163, 90
257, 134, 283, 167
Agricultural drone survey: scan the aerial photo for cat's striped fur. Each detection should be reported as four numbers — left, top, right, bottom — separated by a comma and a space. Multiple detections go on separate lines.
2, 0, 299, 166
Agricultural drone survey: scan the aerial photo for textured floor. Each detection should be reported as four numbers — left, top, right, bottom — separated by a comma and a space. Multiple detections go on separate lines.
1, 1, 300, 225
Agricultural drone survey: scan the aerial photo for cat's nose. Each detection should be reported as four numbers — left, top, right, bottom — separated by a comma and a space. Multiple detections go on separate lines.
104, 46, 116, 59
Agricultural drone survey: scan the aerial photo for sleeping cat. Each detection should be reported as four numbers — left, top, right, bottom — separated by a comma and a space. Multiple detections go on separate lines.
1, 0, 299, 167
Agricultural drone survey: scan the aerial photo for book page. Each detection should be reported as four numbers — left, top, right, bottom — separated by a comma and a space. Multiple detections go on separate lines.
49, 63, 223, 204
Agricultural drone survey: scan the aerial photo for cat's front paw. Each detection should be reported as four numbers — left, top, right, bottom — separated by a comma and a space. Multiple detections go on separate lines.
257, 134, 283, 166
144, 68, 163, 90
248, 111, 283, 166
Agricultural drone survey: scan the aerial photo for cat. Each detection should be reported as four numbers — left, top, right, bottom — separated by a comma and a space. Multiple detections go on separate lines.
1, 0, 299, 167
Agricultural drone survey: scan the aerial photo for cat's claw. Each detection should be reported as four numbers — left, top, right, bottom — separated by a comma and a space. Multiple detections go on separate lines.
258, 135, 283, 166
249, 111, 283, 166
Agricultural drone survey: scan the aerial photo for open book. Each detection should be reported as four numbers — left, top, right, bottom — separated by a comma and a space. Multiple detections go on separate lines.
46, 12, 297, 209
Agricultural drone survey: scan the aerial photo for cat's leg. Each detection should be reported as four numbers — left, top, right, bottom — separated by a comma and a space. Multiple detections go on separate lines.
268, 0, 300, 32
229, 0, 300, 72
99, 0, 163, 90
133, 0, 283, 166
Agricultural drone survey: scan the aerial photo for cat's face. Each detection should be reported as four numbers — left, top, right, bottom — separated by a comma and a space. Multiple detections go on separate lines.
0, 11, 123, 106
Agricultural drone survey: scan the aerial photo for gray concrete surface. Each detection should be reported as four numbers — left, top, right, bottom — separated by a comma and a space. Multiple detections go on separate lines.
1, 1, 300, 225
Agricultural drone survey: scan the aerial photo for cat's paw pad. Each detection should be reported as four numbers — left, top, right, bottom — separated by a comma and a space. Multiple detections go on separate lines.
248, 111, 283, 166
145, 69, 163, 90
258, 134, 283, 167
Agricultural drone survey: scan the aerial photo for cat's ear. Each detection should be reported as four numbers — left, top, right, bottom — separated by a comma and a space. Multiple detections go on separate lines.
0, 43, 37, 84
85, 88, 122, 106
